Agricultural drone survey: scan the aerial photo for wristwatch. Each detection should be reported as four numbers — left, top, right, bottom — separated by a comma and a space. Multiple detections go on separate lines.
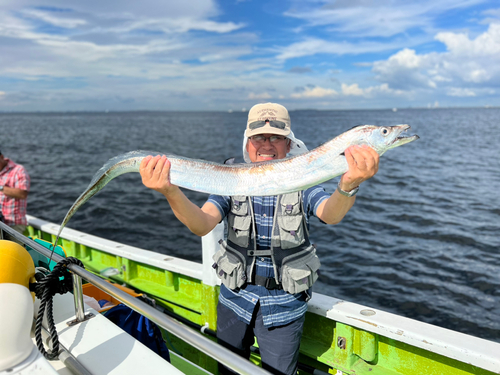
0, 186, 3, 192
337, 182, 359, 197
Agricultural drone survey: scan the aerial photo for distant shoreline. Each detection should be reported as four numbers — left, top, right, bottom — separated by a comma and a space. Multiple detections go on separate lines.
0, 106, 498, 115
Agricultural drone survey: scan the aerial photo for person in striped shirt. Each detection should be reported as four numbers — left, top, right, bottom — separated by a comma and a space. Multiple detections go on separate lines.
0, 150, 30, 244
140, 103, 380, 375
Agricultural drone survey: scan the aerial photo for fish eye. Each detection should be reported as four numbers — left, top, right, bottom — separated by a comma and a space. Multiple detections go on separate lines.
380, 127, 389, 136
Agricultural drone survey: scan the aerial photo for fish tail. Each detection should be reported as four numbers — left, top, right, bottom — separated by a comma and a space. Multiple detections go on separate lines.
55, 152, 151, 242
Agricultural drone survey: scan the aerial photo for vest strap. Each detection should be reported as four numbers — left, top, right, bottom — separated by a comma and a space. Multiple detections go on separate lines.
247, 249, 272, 257
252, 275, 282, 290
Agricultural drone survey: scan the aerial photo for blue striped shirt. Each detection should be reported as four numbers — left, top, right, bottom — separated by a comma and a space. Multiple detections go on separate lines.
207, 185, 329, 327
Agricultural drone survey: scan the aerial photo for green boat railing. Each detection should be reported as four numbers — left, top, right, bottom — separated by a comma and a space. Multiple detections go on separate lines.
21, 215, 500, 375
0, 221, 273, 375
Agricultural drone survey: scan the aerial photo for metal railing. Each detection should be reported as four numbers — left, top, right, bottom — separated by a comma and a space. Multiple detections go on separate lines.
0, 222, 272, 375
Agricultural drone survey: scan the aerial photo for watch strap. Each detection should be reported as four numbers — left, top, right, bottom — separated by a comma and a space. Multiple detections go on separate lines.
337, 182, 359, 197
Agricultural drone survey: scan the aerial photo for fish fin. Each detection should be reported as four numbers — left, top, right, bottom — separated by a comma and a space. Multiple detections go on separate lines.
348, 124, 367, 131
224, 157, 236, 164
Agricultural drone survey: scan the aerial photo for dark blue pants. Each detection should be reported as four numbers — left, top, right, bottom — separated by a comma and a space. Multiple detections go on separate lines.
216, 302, 305, 375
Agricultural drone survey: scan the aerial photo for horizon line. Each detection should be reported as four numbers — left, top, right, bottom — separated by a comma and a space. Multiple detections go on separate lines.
0, 105, 498, 115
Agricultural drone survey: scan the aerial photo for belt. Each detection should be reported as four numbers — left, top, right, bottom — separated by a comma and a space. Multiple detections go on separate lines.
252, 275, 282, 290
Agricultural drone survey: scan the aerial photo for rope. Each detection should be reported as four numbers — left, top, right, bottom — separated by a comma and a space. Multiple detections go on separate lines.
33, 257, 84, 360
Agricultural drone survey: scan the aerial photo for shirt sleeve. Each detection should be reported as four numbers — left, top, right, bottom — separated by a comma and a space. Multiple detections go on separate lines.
303, 185, 329, 218
12, 165, 30, 191
206, 194, 231, 221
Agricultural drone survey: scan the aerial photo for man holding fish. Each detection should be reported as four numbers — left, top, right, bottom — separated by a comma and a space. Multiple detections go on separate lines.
140, 103, 380, 375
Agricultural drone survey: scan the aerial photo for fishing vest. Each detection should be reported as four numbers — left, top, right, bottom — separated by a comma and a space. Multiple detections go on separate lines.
212, 192, 321, 295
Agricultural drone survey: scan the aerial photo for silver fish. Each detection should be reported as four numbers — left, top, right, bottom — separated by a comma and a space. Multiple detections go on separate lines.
55, 124, 418, 241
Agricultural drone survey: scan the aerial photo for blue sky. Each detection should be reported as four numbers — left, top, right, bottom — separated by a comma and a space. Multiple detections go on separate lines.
0, 0, 499, 111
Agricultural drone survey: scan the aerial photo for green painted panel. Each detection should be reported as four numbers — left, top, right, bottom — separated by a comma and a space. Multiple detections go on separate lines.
170, 353, 210, 375
163, 329, 219, 374
201, 284, 219, 331
353, 329, 377, 362
377, 336, 494, 375
300, 311, 336, 365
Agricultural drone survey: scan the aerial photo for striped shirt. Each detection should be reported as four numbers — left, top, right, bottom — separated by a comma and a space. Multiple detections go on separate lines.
207, 185, 329, 327
0, 159, 30, 226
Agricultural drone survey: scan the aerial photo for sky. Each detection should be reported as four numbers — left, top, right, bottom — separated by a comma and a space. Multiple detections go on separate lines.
0, 0, 499, 111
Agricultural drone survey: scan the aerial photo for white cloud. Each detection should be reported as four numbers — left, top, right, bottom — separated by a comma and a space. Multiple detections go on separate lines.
387, 48, 422, 69
248, 92, 272, 99
21, 9, 87, 28
447, 88, 477, 97
0, 1, 244, 41
32, 38, 190, 64
0, 0, 222, 19
435, 23, 500, 57
341, 82, 406, 97
160, 19, 244, 34
372, 23, 500, 92
285, 0, 487, 38
372, 48, 438, 90
352, 62, 372, 67
276, 38, 404, 60
97, 18, 244, 35
291, 86, 337, 98
481, 7, 500, 24
341, 83, 364, 96
286, 2, 425, 38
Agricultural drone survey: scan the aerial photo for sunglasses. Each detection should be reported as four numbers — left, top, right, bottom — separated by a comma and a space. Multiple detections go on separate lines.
248, 119, 287, 130
249, 135, 287, 144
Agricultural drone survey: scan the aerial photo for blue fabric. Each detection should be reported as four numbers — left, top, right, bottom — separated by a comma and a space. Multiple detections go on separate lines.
105, 302, 170, 362
207, 185, 329, 328
217, 301, 305, 375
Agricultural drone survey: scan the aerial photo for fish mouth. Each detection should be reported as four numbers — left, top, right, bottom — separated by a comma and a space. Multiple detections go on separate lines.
390, 124, 419, 149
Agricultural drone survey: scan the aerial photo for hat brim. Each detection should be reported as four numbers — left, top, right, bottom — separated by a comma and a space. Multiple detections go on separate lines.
245, 125, 290, 138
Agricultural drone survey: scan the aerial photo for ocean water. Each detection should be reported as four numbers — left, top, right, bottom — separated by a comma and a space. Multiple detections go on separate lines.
2, 108, 499, 342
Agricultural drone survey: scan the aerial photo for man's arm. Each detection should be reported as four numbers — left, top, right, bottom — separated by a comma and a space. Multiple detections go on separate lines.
140, 155, 221, 236
316, 145, 379, 224
1, 187, 28, 199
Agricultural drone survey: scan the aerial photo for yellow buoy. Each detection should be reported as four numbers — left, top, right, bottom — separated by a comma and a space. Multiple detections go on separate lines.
0, 240, 36, 298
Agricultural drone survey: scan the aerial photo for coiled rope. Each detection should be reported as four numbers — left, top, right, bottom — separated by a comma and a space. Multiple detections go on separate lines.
32, 257, 84, 360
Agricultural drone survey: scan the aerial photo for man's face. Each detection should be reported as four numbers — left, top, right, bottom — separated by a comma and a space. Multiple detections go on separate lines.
0, 155, 6, 171
246, 133, 291, 162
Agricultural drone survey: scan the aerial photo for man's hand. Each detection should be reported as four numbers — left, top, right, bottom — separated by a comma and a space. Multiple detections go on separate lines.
340, 145, 379, 191
139, 154, 221, 236
140, 155, 178, 195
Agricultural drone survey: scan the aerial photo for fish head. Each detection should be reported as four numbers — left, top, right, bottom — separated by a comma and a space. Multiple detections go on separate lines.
351, 124, 419, 155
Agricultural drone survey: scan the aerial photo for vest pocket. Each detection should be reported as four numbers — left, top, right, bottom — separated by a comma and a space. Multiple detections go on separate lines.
280, 192, 301, 215
228, 215, 252, 247
277, 215, 305, 249
212, 242, 246, 290
281, 246, 321, 294
277, 192, 305, 249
